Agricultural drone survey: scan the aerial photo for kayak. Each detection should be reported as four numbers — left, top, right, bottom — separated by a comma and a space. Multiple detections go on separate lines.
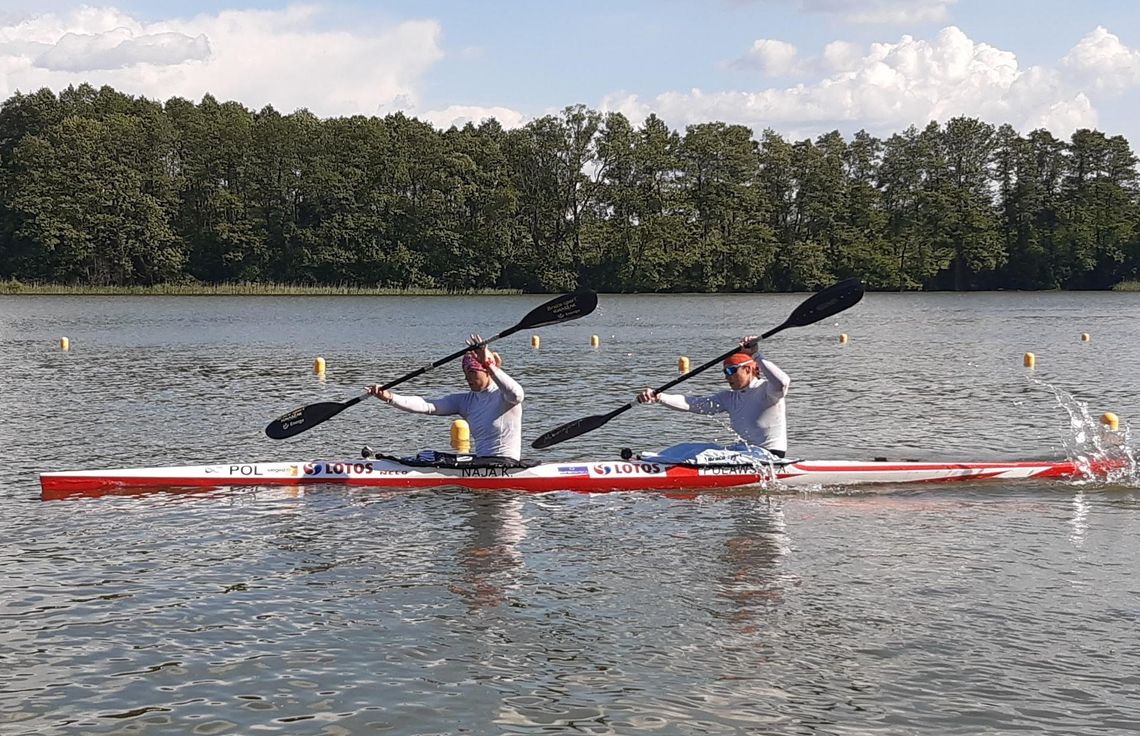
39, 452, 1128, 500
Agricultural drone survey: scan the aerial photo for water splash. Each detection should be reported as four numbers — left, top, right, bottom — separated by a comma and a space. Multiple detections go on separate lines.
1029, 375, 1138, 486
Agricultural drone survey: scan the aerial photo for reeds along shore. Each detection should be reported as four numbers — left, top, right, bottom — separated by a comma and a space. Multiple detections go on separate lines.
0, 281, 523, 296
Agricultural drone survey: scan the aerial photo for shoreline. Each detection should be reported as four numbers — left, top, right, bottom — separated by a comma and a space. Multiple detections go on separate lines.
0, 282, 524, 296
3, 280, 1138, 295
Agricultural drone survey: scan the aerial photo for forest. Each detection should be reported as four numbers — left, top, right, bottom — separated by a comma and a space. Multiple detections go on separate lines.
1, 83, 1138, 292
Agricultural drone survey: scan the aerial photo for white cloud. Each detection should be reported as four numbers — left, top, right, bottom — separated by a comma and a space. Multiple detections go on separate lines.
1062, 26, 1140, 94
603, 26, 1102, 142
821, 40, 863, 72
759, 0, 957, 25
35, 30, 210, 71
422, 104, 529, 130
0, 4, 446, 117
732, 39, 802, 77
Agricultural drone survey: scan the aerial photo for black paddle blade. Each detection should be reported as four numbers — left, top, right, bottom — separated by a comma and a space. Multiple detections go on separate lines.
781, 277, 864, 330
517, 291, 598, 331
531, 405, 630, 449
265, 397, 361, 439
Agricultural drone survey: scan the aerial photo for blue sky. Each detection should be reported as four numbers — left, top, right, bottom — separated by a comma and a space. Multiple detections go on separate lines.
3, 1, 1140, 145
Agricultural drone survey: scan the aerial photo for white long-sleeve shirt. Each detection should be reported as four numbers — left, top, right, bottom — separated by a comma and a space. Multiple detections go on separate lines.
656, 355, 790, 453
387, 366, 525, 459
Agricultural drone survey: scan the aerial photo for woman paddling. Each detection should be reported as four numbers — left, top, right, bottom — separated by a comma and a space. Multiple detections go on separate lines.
366, 335, 525, 461
636, 336, 790, 459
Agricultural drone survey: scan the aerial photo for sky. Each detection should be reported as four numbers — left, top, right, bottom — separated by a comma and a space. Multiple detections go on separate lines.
3, 0, 1140, 145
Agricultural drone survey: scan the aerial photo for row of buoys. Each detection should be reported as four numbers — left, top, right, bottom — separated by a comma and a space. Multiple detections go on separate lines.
531, 335, 601, 347
53, 331, 1096, 357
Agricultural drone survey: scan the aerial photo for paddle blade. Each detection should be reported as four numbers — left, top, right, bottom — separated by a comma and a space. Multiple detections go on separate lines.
531, 405, 630, 449
771, 278, 864, 335
265, 398, 359, 439
516, 291, 598, 331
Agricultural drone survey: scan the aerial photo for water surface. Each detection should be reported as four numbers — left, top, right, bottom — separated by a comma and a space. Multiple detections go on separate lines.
2, 292, 1139, 734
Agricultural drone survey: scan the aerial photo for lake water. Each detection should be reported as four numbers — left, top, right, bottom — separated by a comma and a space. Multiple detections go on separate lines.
2, 291, 1139, 734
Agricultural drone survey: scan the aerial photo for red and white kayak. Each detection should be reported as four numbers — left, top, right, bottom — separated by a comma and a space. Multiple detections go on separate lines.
39, 454, 1128, 500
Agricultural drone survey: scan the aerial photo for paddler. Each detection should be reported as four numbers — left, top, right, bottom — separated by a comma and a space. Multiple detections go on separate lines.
366, 335, 524, 461
636, 336, 790, 458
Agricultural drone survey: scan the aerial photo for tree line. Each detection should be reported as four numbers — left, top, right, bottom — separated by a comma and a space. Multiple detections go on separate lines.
1, 83, 1137, 292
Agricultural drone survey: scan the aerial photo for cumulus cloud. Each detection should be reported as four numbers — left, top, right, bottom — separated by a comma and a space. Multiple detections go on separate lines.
0, 4, 449, 118
603, 25, 1110, 142
731, 39, 802, 77
1062, 26, 1140, 94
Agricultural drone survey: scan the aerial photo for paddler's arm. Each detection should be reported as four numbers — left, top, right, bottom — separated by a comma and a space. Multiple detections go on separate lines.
486, 363, 524, 405
742, 335, 790, 398
365, 385, 462, 416
637, 389, 724, 414
470, 336, 523, 405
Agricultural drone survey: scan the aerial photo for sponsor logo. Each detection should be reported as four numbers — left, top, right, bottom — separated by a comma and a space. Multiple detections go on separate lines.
557, 465, 589, 476
301, 461, 378, 476
590, 462, 664, 476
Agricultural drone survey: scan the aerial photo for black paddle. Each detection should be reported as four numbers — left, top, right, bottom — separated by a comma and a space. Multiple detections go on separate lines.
531, 278, 864, 450
265, 291, 599, 439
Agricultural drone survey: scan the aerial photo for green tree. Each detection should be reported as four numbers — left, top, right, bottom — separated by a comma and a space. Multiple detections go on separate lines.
9, 114, 183, 284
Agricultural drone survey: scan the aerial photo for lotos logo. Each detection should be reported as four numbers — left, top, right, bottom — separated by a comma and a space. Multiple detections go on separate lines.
302, 461, 375, 476
591, 462, 663, 476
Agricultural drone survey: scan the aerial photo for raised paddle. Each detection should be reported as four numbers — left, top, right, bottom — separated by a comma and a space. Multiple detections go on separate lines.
531, 278, 864, 450
265, 291, 599, 439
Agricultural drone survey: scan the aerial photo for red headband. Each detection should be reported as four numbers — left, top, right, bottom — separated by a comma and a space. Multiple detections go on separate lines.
462, 354, 488, 373
723, 352, 755, 368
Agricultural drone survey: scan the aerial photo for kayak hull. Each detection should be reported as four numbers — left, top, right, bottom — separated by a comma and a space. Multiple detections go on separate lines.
39, 456, 1126, 500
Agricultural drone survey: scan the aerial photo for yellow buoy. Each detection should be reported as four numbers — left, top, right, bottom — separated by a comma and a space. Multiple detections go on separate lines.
1023, 352, 1035, 368
59, 337, 70, 351
1081, 333, 1090, 342
1101, 412, 1119, 431
531, 335, 540, 348
678, 356, 690, 373
590, 335, 599, 348
451, 419, 470, 453
839, 333, 848, 344
313, 356, 326, 375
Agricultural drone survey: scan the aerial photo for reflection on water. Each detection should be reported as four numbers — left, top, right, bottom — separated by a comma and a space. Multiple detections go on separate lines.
3, 293, 1140, 734
452, 495, 527, 609
715, 499, 792, 630
1069, 491, 1089, 548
